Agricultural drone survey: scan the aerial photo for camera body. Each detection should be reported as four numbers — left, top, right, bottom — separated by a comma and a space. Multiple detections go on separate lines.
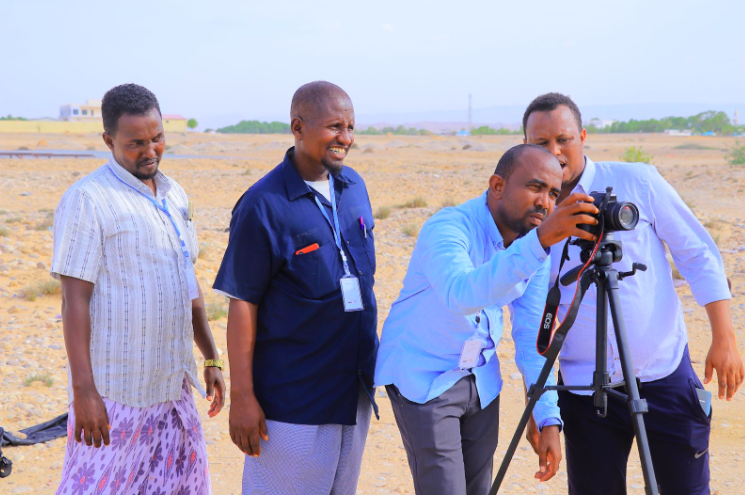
578, 188, 640, 237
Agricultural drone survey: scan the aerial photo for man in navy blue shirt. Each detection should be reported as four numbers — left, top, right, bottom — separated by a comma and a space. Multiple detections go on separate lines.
213, 81, 377, 495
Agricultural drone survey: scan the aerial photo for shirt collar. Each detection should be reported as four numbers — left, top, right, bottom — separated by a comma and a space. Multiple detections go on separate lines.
281, 147, 356, 202
574, 155, 596, 195
480, 191, 506, 250
106, 154, 171, 199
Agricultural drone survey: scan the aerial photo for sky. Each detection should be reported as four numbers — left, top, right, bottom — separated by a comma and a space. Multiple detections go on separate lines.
1, 0, 744, 129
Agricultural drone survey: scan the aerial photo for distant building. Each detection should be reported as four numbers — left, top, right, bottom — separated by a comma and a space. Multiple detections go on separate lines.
60, 100, 102, 121
587, 118, 616, 129
664, 129, 693, 137
455, 129, 470, 136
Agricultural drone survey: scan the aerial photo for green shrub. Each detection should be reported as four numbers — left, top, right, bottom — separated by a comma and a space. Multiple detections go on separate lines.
620, 146, 653, 163
24, 373, 54, 387
727, 141, 745, 165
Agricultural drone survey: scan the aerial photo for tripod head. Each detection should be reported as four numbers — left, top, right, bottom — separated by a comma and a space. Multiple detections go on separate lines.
560, 232, 624, 286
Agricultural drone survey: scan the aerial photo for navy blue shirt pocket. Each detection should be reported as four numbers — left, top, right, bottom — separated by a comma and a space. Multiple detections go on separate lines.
288, 242, 341, 300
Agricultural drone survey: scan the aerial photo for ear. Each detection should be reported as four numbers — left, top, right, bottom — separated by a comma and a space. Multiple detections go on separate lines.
579, 127, 587, 145
489, 174, 506, 200
523, 137, 527, 144
102, 132, 115, 152
291, 117, 304, 140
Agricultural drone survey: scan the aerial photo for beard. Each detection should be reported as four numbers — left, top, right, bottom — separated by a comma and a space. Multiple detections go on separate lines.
322, 157, 344, 176
133, 159, 160, 181
504, 205, 548, 237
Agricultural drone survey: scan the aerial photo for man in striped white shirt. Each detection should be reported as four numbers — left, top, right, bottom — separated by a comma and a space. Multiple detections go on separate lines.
52, 83, 225, 495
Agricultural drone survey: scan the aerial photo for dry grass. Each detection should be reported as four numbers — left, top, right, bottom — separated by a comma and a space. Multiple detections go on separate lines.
206, 302, 227, 321
0, 226, 9, 237
402, 223, 420, 238
401, 197, 428, 209
19, 280, 61, 301
24, 373, 54, 387
374, 206, 392, 220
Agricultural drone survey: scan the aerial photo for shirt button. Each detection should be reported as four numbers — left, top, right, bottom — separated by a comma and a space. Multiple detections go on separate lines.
359, 270, 363, 275
347, 240, 351, 245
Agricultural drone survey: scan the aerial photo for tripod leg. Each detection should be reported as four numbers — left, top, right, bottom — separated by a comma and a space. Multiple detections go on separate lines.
606, 271, 659, 495
594, 276, 610, 416
489, 355, 556, 495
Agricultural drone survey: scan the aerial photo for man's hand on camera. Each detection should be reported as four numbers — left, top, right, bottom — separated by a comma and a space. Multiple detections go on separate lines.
534, 425, 562, 482
537, 192, 599, 248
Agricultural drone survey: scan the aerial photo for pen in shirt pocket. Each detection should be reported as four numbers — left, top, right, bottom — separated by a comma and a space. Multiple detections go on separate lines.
359, 217, 367, 238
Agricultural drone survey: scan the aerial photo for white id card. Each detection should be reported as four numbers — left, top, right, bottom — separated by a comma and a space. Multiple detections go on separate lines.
458, 337, 483, 370
185, 262, 199, 300
340, 276, 364, 312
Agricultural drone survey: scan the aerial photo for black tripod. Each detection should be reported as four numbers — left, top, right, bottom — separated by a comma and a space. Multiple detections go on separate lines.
489, 232, 659, 495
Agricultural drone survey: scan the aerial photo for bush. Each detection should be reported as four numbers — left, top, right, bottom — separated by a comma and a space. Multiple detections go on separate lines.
727, 141, 745, 165
374, 206, 392, 220
24, 373, 54, 387
20, 280, 61, 301
206, 302, 227, 321
0, 226, 9, 237
402, 223, 420, 238
402, 197, 428, 208
620, 146, 653, 163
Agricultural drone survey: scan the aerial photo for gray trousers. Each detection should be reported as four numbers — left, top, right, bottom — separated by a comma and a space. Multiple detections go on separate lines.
386, 375, 500, 495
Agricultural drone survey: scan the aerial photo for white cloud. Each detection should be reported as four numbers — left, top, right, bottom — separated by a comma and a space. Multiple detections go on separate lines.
382, 23, 395, 32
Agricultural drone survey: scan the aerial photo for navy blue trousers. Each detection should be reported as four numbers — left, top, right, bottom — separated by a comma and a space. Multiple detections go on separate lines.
558, 347, 711, 495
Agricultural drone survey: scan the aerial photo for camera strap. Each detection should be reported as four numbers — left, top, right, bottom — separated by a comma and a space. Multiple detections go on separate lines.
536, 239, 571, 355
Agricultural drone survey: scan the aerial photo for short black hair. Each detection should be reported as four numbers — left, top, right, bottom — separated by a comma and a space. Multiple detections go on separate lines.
522, 92, 583, 137
102, 83, 161, 135
494, 144, 555, 180
291, 81, 350, 121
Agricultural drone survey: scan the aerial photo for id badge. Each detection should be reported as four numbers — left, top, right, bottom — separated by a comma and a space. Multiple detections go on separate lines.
458, 337, 482, 370
340, 275, 364, 312
185, 262, 199, 300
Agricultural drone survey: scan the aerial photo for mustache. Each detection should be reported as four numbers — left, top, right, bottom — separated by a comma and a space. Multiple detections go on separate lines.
138, 158, 159, 167
527, 206, 548, 218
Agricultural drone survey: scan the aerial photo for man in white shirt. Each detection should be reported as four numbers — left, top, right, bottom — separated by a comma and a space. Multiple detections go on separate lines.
523, 92, 743, 495
52, 83, 225, 495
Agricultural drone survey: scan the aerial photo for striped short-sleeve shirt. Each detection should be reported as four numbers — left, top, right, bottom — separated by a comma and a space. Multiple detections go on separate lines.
52, 157, 205, 407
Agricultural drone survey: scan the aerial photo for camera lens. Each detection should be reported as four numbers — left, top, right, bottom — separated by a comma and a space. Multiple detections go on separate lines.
607, 202, 639, 231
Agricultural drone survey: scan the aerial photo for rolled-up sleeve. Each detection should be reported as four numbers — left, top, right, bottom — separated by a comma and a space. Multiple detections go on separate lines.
647, 167, 730, 306
51, 187, 103, 283
511, 259, 561, 427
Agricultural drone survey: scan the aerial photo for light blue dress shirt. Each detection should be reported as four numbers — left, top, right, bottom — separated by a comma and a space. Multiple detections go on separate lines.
375, 192, 561, 427
553, 157, 730, 393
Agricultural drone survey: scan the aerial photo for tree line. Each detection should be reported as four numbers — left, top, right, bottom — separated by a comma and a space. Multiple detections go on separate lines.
588, 111, 743, 135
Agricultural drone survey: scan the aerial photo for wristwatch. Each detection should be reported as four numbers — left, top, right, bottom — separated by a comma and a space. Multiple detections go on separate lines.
204, 359, 224, 370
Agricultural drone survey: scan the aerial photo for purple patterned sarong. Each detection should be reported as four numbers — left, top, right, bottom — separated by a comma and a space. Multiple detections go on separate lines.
55, 377, 211, 495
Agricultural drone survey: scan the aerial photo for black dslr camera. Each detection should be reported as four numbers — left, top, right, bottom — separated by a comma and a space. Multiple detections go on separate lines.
579, 189, 639, 236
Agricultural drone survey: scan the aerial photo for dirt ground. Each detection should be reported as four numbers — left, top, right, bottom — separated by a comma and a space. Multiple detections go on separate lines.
0, 131, 744, 495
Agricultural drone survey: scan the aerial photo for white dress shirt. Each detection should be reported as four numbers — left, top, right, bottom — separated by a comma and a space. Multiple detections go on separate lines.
51, 157, 205, 407
552, 157, 730, 393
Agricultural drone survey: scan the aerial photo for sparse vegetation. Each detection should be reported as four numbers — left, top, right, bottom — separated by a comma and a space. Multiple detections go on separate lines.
620, 146, 653, 163
401, 197, 428, 208
0, 226, 9, 237
217, 120, 291, 134
727, 141, 745, 165
674, 143, 717, 151
5, 216, 22, 223
440, 198, 457, 208
374, 206, 392, 220
24, 373, 54, 387
198, 242, 211, 260
187, 118, 198, 131
34, 212, 54, 231
206, 302, 227, 321
19, 280, 61, 301
402, 223, 420, 238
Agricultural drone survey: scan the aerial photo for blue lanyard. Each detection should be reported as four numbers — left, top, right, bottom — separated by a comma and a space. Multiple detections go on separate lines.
108, 166, 192, 264
312, 174, 351, 276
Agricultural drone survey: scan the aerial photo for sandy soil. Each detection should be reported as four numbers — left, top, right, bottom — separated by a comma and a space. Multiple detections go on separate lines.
0, 131, 744, 495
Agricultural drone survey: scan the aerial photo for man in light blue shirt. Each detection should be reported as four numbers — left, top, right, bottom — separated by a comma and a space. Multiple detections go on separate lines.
523, 92, 744, 495
376, 144, 600, 495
